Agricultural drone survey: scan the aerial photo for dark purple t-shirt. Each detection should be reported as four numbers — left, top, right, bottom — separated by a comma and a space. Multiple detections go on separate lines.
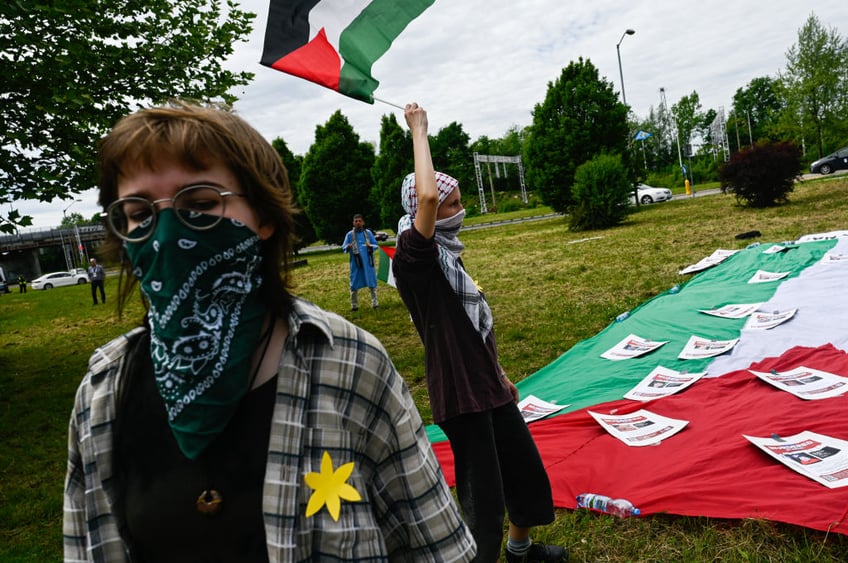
392, 225, 513, 423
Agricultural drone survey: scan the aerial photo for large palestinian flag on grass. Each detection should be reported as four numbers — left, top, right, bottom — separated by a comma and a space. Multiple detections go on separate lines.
261, 0, 435, 102
429, 232, 848, 535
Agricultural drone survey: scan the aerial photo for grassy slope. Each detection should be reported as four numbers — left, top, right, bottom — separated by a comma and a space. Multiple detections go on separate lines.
2, 176, 848, 561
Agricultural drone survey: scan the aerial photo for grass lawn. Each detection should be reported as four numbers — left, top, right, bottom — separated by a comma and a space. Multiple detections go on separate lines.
2, 175, 848, 561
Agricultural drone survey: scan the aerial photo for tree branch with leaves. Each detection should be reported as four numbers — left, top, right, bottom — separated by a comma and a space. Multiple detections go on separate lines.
0, 0, 254, 233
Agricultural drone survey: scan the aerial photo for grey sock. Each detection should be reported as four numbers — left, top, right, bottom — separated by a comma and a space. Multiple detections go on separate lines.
507, 537, 531, 555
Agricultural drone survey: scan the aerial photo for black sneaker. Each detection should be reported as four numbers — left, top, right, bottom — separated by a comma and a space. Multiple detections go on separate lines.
505, 543, 568, 563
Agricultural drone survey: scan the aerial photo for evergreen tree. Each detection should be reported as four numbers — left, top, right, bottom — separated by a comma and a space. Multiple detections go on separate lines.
431, 122, 474, 195
271, 137, 316, 251
524, 58, 630, 213
569, 153, 631, 231
299, 111, 376, 244
371, 113, 412, 229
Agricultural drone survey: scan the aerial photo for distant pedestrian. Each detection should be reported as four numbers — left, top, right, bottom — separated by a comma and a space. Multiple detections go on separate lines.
87, 258, 105, 304
17, 274, 26, 293
342, 213, 379, 311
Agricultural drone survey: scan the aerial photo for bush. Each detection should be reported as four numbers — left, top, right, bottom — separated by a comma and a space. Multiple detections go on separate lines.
646, 170, 677, 190
719, 141, 801, 208
568, 153, 630, 231
498, 195, 532, 213
692, 155, 721, 184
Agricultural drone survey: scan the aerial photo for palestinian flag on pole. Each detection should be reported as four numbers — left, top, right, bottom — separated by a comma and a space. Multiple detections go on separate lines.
261, 0, 435, 103
377, 245, 396, 287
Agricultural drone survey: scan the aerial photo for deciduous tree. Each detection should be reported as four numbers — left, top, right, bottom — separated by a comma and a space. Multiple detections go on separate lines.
1, 0, 254, 232
730, 76, 784, 151
781, 14, 848, 158
671, 91, 703, 158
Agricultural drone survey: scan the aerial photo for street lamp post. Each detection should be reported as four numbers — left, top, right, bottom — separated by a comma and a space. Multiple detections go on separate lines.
616, 29, 636, 106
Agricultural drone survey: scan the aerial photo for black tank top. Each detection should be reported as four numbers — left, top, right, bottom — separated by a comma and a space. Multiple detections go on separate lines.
117, 366, 277, 562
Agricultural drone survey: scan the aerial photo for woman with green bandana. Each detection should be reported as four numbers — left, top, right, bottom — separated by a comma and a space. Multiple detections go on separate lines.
63, 102, 475, 562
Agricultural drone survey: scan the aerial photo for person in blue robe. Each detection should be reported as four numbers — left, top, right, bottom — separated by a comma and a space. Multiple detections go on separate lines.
342, 214, 379, 311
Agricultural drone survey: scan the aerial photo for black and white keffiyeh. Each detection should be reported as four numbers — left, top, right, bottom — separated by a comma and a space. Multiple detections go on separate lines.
398, 172, 493, 339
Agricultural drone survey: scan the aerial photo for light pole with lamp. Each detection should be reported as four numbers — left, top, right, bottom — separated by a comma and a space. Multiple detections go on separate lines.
616, 29, 635, 106
63, 199, 84, 270
617, 28, 636, 205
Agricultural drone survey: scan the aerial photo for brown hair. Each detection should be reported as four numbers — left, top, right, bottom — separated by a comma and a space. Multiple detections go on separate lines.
97, 101, 297, 319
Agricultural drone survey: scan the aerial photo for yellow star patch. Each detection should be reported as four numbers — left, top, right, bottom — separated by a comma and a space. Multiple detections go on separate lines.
304, 451, 362, 521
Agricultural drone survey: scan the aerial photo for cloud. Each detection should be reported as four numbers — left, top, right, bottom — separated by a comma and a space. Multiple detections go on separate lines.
229, 0, 845, 154
16, 0, 847, 228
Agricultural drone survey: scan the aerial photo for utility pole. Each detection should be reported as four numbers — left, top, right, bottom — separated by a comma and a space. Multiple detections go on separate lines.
660, 87, 685, 183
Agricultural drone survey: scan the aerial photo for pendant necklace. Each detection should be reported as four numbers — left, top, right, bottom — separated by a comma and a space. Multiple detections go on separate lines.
195, 319, 275, 516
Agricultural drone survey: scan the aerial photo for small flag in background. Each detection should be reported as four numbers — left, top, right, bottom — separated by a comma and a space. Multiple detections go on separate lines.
261, 0, 436, 103
634, 130, 653, 141
377, 245, 396, 287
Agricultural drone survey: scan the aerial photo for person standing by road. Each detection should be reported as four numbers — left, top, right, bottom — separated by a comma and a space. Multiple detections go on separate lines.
342, 213, 379, 311
17, 274, 27, 293
392, 103, 567, 563
87, 258, 106, 304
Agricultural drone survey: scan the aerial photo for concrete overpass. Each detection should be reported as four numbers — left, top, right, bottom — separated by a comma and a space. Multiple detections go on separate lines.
0, 224, 107, 282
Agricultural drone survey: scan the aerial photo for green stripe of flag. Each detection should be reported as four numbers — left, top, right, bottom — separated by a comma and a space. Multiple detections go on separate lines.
338, 0, 435, 101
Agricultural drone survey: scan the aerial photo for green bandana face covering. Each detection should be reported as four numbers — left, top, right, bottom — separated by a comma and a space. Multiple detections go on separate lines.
125, 208, 266, 459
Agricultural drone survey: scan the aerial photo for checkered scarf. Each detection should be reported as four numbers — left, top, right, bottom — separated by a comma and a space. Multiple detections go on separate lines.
398, 172, 493, 339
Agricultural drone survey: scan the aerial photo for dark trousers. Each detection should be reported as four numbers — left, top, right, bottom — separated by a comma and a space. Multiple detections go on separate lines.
91, 280, 105, 304
440, 402, 555, 562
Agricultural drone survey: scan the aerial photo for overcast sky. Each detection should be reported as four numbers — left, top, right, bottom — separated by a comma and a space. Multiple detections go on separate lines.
17, 0, 848, 229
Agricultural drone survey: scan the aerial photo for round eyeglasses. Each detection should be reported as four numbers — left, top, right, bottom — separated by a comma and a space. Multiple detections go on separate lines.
105, 184, 247, 242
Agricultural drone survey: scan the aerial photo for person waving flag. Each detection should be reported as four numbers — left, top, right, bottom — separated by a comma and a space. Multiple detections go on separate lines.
261, 0, 435, 103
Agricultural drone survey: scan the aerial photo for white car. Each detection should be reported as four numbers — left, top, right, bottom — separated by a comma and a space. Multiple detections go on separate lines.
30, 270, 89, 290
632, 183, 673, 205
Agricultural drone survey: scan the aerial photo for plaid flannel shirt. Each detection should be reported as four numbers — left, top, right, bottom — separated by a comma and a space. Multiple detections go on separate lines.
64, 297, 475, 562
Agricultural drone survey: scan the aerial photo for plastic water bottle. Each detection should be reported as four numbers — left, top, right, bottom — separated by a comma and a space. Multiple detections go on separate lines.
615, 311, 630, 322
669, 284, 680, 294
576, 493, 641, 517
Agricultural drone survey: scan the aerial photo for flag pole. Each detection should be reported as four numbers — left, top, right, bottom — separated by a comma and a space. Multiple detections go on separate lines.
373, 96, 405, 110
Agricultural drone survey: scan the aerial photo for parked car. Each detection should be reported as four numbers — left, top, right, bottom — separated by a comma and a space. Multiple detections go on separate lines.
30, 270, 89, 290
632, 183, 673, 205
0, 279, 9, 294
809, 146, 848, 175
373, 231, 389, 242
